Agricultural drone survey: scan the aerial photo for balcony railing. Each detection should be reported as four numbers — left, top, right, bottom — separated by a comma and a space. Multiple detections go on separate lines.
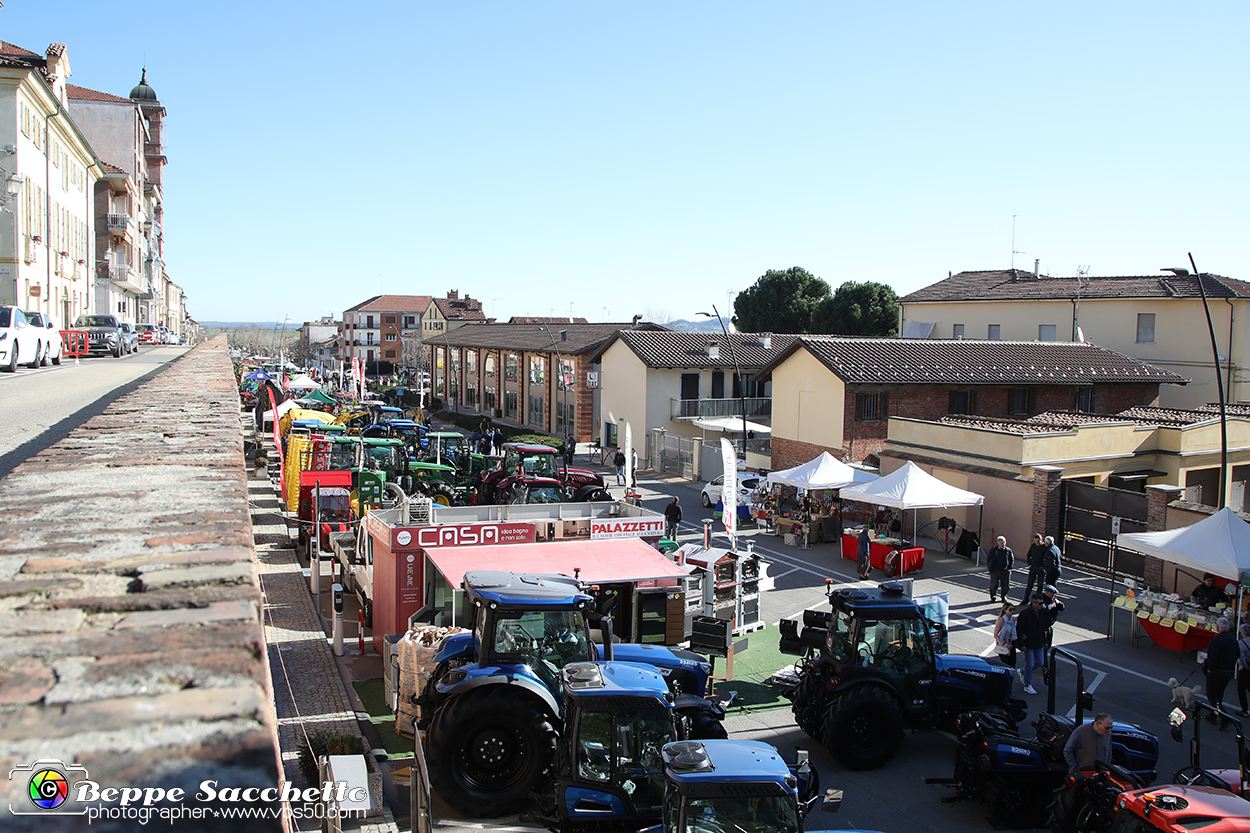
671, 396, 772, 421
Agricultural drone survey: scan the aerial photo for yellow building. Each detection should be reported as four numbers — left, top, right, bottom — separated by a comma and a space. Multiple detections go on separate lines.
898, 269, 1249, 409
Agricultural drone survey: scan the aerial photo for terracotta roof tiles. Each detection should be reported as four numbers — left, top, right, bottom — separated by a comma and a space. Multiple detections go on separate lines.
66, 84, 133, 103
345, 295, 434, 314
900, 270, 1250, 303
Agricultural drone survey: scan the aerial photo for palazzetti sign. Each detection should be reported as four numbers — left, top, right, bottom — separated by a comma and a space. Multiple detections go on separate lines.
590, 518, 665, 540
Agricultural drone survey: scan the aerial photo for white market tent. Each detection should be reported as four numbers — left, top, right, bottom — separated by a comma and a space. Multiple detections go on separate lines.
768, 452, 863, 491
1117, 506, 1250, 583
839, 461, 985, 552
839, 461, 984, 510
261, 399, 301, 425
285, 374, 321, 390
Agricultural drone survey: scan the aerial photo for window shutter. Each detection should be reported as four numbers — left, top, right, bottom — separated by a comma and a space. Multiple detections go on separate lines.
1028, 388, 1037, 414
970, 391, 978, 415
881, 392, 889, 419
948, 391, 958, 413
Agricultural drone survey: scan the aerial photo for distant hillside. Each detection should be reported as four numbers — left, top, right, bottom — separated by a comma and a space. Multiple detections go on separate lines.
665, 318, 726, 333
200, 321, 292, 329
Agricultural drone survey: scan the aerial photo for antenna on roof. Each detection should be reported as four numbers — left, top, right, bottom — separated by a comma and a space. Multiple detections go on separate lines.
1011, 215, 1024, 271
1073, 266, 1089, 341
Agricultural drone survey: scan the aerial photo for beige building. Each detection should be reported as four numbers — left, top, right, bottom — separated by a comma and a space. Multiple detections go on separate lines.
421, 290, 485, 339
0, 42, 100, 326
897, 269, 1250, 410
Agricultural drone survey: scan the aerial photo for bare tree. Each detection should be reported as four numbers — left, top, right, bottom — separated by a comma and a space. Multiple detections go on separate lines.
643, 304, 672, 325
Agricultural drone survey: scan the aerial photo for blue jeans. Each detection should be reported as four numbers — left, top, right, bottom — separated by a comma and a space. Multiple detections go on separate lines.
615, 465, 624, 485
1022, 647, 1045, 686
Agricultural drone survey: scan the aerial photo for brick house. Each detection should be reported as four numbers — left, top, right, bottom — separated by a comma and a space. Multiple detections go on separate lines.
341, 294, 432, 367
754, 336, 1187, 471
426, 321, 660, 443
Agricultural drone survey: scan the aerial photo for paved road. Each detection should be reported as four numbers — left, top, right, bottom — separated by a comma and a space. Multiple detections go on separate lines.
0, 344, 188, 479
587, 459, 1242, 833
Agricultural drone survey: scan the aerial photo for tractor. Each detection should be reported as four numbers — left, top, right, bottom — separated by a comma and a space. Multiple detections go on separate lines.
479, 442, 611, 505
640, 739, 866, 833
778, 581, 1028, 771
420, 571, 727, 817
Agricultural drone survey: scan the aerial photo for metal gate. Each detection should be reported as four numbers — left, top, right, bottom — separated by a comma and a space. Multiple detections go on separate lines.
699, 441, 725, 484
1062, 480, 1149, 578
649, 429, 696, 479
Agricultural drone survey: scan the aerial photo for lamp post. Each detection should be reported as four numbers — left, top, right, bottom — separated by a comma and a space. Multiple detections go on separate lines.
538, 326, 570, 439
0, 147, 24, 306
696, 305, 748, 458
440, 328, 458, 414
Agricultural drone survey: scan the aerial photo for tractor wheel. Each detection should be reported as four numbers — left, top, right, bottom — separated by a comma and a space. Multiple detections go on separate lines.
688, 711, 728, 740
427, 687, 558, 817
993, 784, 1050, 829
822, 685, 904, 770
579, 487, 612, 502
428, 482, 456, 506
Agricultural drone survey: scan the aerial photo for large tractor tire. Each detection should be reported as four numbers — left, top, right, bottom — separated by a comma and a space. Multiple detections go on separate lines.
427, 687, 558, 817
428, 481, 456, 506
822, 684, 904, 770
577, 487, 612, 502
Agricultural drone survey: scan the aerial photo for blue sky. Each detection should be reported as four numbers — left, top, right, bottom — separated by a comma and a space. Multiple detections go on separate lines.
5, 2, 1247, 325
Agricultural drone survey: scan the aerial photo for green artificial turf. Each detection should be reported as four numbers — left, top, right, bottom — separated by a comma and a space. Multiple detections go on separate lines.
704, 624, 798, 714
352, 678, 408, 756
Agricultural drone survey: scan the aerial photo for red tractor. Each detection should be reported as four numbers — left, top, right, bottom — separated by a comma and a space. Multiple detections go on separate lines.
479, 442, 611, 504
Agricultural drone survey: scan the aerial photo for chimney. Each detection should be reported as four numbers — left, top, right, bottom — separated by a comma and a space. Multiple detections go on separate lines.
631, 314, 642, 326
761, 333, 772, 349
448, 290, 459, 300
707, 340, 720, 360
1034, 259, 1039, 277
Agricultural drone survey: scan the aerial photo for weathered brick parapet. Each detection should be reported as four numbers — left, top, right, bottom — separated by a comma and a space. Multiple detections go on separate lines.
0, 336, 279, 830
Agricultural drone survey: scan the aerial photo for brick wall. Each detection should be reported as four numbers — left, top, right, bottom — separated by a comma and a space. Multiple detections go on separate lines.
772, 436, 844, 472
0, 336, 280, 829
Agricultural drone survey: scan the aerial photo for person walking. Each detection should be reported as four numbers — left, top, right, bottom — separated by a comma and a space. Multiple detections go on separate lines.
1043, 536, 1063, 589
986, 536, 1014, 603
493, 427, 503, 455
630, 449, 638, 487
565, 433, 576, 466
613, 449, 626, 486
1022, 533, 1048, 602
993, 602, 1017, 668
1063, 712, 1114, 773
664, 496, 682, 541
1016, 593, 1047, 695
1236, 623, 1250, 718
857, 527, 872, 579
1205, 617, 1240, 727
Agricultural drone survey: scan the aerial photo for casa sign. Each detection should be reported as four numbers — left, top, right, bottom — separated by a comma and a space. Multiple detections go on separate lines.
392, 522, 535, 549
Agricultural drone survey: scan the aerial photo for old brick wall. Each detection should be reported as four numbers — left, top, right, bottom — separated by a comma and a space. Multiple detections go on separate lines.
0, 336, 279, 830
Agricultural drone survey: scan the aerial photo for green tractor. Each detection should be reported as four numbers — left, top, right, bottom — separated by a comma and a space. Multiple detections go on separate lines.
411, 431, 486, 505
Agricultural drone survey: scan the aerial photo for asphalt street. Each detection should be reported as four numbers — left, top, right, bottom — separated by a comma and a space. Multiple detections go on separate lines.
0, 343, 187, 481
593, 457, 1243, 833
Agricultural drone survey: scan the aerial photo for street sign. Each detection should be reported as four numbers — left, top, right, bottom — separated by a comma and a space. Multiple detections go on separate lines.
1111, 516, 1121, 536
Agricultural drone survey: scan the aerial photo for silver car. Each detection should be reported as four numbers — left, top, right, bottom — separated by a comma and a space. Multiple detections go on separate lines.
119, 322, 140, 354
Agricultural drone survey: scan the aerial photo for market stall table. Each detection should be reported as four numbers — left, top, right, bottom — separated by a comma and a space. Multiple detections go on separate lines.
841, 534, 924, 576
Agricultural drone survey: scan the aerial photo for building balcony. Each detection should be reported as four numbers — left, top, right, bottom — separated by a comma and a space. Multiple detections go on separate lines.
108, 264, 146, 295
671, 396, 772, 421
107, 214, 135, 239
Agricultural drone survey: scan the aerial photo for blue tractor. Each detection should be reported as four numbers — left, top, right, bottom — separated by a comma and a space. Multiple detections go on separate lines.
420, 571, 728, 817
643, 739, 889, 833
779, 581, 1029, 770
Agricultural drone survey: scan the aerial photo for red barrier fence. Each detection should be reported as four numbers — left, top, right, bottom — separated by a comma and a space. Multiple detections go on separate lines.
61, 330, 88, 364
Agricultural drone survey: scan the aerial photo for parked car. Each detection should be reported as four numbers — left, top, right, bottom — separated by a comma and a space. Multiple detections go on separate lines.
119, 322, 140, 354
72, 314, 125, 358
136, 323, 159, 345
700, 473, 763, 508
157, 326, 171, 344
24, 311, 62, 366
0, 306, 37, 371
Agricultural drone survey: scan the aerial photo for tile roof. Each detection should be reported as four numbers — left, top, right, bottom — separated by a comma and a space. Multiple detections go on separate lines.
0, 40, 43, 60
937, 404, 1243, 436
66, 84, 133, 103
758, 336, 1188, 386
591, 330, 802, 370
345, 294, 433, 314
899, 269, 1250, 303
99, 161, 126, 174
509, 316, 590, 324
433, 295, 485, 321
427, 322, 665, 355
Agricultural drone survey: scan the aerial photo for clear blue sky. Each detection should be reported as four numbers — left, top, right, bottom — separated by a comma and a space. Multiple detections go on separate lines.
5, 2, 1247, 325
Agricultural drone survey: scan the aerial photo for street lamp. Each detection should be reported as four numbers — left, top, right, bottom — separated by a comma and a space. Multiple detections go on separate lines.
440, 327, 458, 414
696, 305, 748, 458
538, 326, 570, 440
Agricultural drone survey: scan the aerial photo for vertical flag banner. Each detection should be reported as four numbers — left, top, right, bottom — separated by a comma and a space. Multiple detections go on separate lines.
624, 421, 633, 489
721, 438, 737, 546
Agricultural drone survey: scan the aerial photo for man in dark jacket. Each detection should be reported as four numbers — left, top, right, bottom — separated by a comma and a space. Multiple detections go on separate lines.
1016, 594, 1047, 695
1205, 617, 1240, 727
1044, 536, 1063, 588
664, 496, 682, 541
1022, 533, 1048, 602
986, 536, 1014, 603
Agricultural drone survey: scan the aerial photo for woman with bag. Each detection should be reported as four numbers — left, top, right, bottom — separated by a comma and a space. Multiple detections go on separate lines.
993, 602, 1018, 668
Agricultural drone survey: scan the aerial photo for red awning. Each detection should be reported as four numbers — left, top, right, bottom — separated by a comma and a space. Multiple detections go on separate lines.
423, 537, 686, 588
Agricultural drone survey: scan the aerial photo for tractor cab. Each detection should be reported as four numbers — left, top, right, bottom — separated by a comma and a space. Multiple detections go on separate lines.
501, 476, 568, 505
654, 740, 837, 833
504, 443, 562, 478
552, 661, 677, 824
1108, 784, 1250, 832
386, 419, 427, 453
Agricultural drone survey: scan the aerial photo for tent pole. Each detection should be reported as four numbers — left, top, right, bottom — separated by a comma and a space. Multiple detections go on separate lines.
1108, 541, 1117, 639
976, 505, 984, 567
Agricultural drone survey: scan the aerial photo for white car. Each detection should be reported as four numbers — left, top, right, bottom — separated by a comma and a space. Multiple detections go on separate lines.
24, 311, 62, 366
700, 474, 763, 508
0, 306, 38, 371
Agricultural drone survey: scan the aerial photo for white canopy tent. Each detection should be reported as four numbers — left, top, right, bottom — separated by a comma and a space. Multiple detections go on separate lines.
261, 399, 301, 426
838, 461, 985, 553
1117, 506, 1250, 584
768, 452, 868, 491
285, 374, 321, 390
